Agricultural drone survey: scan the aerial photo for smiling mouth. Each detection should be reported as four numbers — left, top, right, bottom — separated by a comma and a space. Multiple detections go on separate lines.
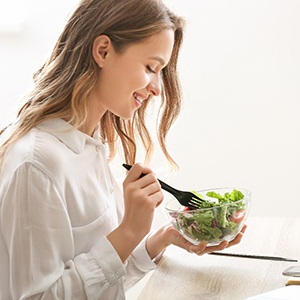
133, 92, 146, 105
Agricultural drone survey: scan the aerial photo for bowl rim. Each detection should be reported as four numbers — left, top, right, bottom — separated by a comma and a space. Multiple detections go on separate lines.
165, 187, 251, 213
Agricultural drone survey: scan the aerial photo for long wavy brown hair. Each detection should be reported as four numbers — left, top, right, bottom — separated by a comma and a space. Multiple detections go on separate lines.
0, 0, 184, 168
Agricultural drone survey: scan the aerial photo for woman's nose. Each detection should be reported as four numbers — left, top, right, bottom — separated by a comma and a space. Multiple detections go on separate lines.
147, 75, 161, 96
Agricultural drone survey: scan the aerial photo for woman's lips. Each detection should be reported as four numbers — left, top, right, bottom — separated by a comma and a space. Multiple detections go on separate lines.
133, 92, 147, 107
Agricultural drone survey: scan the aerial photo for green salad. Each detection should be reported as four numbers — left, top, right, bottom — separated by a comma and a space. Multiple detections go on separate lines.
174, 189, 247, 244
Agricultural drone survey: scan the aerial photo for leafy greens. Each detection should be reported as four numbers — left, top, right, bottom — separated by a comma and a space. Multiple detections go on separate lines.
174, 189, 247, 244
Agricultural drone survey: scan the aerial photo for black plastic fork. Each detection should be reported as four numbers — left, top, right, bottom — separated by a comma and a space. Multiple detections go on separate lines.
122, 164, 204, 209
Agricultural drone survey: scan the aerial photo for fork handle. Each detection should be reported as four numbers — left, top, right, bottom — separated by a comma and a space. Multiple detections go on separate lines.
156, 179, 181, 196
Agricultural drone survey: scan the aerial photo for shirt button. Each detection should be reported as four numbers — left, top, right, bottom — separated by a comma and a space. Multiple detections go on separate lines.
114, 272, 121, 278
109, 188, 114, 194
96, 145, 101, 152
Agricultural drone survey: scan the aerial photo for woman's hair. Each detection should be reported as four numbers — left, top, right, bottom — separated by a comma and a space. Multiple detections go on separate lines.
0, 0, 184, 167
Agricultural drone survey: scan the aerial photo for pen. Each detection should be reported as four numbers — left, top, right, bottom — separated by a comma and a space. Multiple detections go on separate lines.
209, 252, 298, 262
286, 279, 300, 286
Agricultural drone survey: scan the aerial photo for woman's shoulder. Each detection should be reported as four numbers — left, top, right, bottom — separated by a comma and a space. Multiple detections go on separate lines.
2, 119, 85, 179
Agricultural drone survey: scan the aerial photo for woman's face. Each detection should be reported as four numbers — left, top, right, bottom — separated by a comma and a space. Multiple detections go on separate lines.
90, 29, 175, 120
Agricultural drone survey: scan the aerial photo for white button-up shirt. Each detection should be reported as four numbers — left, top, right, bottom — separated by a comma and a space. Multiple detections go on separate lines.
0, 119, 157, 299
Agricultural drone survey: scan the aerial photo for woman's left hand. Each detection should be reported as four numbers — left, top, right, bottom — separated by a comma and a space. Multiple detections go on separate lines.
165, 224, 247, 255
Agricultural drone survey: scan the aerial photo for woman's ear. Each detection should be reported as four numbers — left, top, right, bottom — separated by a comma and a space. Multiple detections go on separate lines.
92, 35, 112, 68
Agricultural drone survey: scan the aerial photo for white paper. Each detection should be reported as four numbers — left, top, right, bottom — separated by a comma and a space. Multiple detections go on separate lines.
246, 285, 300, 300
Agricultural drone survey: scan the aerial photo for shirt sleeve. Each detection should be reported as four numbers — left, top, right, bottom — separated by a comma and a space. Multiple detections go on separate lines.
123, 237, 159, 291
1, 163, 126, 299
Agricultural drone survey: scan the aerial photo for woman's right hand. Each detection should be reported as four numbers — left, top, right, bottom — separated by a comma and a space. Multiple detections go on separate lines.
121, 163, 163, 240
107, 163, 163, 262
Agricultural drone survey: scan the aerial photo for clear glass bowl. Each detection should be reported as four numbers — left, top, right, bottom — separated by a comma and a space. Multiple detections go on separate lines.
165, 187, 251, 246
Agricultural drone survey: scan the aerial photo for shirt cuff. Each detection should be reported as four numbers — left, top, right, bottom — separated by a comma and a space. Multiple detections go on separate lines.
130, 237, 162, 273
90, 236, 126, 285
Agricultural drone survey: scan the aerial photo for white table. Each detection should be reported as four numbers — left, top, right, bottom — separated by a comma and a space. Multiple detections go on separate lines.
138, 217, 300, 300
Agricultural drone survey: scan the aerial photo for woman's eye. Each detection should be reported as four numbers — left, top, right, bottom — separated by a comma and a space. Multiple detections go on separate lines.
146, 65, 156, 74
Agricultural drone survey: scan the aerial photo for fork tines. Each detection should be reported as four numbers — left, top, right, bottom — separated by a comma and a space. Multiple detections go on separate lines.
189, 197, 205, 209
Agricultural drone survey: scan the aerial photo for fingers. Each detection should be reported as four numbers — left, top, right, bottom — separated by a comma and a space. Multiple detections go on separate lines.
121, 163, 164, 241
155, 198, 163, 207
240, 224, 247, 234
188, 240, 229, 255
124, 163, 157, 191
227, 225, 247, 247
123, 163, 163, 207
166, 223, 247, 257
182, 225, 247, 256
123, 163, 152, 183
187, 241, 208, 254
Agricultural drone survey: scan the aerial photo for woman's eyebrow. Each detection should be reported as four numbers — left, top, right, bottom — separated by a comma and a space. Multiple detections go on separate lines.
149, 56, 166, 66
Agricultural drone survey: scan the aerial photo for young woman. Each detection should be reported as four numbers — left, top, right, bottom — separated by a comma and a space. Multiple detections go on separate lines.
0, 0, 246, 298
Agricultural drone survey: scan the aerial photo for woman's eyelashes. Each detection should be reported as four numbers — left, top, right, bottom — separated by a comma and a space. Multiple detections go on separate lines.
146, 65, 156, 74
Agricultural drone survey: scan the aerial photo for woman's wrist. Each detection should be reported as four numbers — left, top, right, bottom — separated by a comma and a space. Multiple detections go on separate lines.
107, 223, 143, 263
145, 223, 173, 260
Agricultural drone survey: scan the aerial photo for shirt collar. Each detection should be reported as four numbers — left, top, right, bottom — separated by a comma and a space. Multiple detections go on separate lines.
36, 118, 99, 154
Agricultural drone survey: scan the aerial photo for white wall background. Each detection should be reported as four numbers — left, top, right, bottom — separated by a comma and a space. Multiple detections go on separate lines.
1, 0, 299, 217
